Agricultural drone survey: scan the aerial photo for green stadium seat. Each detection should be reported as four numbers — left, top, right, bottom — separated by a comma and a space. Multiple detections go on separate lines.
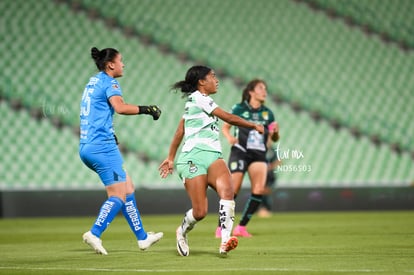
1, 0, 412, 191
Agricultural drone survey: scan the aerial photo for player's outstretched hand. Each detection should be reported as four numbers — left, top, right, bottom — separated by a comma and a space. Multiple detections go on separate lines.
159, 158, 174, 178
139, 105, 161, 120
255, 124, 265, 134
147, 105, 161, 120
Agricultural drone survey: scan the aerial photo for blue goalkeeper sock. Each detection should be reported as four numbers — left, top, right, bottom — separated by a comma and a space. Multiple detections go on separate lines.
122, 193, 147, 240
90, 196, 123, 238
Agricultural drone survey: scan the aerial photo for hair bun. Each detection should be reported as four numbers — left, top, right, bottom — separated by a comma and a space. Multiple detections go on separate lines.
91, 47, 101, 60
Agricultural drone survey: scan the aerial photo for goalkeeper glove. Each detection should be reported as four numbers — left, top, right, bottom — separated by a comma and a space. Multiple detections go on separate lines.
138, 105, 161, 120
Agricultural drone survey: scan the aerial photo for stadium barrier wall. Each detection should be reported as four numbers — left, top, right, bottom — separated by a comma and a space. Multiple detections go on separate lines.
1, 187, 414, 218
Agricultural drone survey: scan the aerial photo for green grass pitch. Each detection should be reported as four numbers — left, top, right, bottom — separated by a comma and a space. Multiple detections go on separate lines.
0, 211, 413, 274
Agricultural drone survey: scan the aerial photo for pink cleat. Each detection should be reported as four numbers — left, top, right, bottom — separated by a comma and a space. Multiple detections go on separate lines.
215, 226, 222, 238
232, 225, 252, 237
219, 236, 238, 255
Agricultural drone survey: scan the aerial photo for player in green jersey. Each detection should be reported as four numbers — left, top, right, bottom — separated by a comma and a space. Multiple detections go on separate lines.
159, 66, 264, 256
217, 79, 280, 237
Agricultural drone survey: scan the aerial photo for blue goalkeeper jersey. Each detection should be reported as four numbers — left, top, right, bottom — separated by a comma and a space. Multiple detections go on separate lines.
79, 71, 122, 144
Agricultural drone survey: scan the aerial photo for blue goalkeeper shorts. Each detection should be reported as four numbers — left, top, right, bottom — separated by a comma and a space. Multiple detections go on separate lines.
79, 143, 127, 186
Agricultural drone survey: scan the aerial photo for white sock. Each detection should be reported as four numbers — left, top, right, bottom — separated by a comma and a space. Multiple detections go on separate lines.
180, 209, 197, 235
219, 199, 235, 243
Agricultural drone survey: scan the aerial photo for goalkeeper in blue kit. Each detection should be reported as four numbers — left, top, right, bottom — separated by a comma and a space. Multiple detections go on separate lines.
79, 47, 162, 255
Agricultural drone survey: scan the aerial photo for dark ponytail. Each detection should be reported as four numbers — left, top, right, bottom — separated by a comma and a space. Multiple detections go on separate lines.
90, 47, 119, 71
172, 65, 211, 97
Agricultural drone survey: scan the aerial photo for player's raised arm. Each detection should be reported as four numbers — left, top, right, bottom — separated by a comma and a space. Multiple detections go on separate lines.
212, 107, 264, 134
109, 95, 161, 120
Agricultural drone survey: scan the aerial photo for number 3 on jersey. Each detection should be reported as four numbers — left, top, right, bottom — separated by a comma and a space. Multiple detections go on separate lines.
80, 87, 93, 116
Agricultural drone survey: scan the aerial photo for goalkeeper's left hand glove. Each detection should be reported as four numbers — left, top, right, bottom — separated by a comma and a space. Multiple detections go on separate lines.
138, 105, 161, 120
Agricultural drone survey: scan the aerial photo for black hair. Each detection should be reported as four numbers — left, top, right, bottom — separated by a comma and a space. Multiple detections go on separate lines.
171, 65, 211, 97
241, 78, 267, 103
91, 47, 119, 71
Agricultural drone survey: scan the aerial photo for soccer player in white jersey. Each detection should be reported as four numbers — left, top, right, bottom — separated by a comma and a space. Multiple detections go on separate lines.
79, 47, 163, 255
159, 66, 264, 256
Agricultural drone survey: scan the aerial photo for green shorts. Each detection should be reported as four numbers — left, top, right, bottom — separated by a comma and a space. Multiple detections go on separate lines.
176, 148, 223, 180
